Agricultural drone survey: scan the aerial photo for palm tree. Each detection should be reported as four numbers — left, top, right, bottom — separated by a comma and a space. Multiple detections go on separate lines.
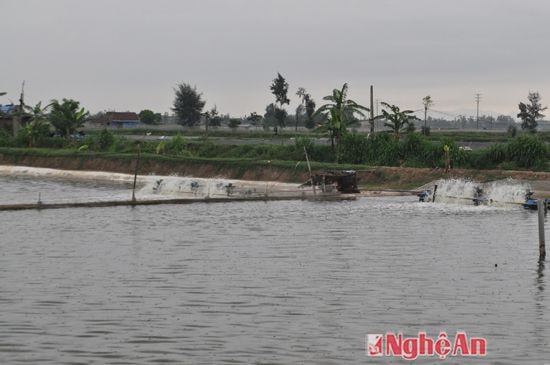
314, 83, 369, 148
379, 102, 419, 140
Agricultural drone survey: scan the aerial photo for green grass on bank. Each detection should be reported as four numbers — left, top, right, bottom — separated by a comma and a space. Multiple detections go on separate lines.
84, 127, 550, 143
0, 147, 358, 173
2, 127, 549, 172
428, 130, 550, 143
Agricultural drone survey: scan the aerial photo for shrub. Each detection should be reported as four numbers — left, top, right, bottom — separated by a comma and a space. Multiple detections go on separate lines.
366, 133, 400, 166
0, 128, 14, 147
339, 133, 368, 164
165, 133, 187, 155
294, 136, 315, 153
401, 133, 442, 167
109, 137, 135, 153
506, 135, 546, 168
97, 129, 115, 150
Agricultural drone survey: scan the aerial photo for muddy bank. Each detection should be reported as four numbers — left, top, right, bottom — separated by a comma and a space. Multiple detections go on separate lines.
0, 153, 309, 183
0, 152, 549, 191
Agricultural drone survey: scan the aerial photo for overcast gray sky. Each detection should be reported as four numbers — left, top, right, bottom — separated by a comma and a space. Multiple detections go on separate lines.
2, 0, 549, 119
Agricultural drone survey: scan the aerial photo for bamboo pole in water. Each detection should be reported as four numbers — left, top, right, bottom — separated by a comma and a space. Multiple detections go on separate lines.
304, 147, 316, 195
131, 144, 141, 202
539, 200, 546, 261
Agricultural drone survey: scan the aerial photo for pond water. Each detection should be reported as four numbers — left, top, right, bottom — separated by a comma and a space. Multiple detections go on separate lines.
0, 173, 548, 364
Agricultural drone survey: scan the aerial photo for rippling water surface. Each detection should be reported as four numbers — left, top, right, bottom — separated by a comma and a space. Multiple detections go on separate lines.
0, 176, 548, 364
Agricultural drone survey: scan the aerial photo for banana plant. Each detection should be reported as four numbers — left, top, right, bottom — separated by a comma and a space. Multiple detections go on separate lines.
379, 102, 419, 140
21, 102, 52, 147
314, 83, 369, 149
49, 98, 89, 137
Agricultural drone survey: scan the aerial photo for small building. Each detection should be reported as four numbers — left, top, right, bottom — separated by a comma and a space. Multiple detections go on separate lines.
0, 104, 17, 114
0, 104, 32, 132
106, 112, 140, 128
303, 170, 360, 194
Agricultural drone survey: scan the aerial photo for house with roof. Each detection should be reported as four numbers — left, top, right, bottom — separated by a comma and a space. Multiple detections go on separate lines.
100, 112, 140, 128
0, 104, 32, 132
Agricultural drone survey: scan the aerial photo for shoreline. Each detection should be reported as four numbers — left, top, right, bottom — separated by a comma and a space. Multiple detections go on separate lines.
0, 150, 549, 195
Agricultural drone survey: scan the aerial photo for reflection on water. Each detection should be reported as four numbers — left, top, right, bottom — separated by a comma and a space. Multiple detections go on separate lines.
0, 176, 548, 364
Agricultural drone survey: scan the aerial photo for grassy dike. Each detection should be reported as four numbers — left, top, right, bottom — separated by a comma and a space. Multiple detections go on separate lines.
1, 147, 550, 192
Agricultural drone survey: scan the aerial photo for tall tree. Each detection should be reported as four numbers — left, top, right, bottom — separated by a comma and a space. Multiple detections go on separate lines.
270, 73, 290, 131
295, 104, 305, 131
49, 98, 89, 137
379, 102, 418, 140
422, 95, 433, 135
296, 87, 316, 130
517, 92, 546, 133
172, 83, 205, 127
305, 97, 316, 129
263, 103, 278, 130
208, 106, 221, 127
314, 83, 369, 148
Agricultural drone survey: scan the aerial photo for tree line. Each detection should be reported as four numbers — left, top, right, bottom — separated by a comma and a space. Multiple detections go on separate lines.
1, 75, 547, 149
171, 74, 547, 139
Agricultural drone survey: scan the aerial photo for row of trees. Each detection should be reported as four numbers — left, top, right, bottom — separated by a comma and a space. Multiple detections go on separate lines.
7, 84, 545, 151
172, 74, 547, 135
171, 75, 418, 142
171, 74, 319, 132
171, 76, 547, 143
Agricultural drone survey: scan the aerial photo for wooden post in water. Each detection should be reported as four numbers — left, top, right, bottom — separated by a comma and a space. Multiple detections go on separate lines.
432, 184, 438, 203
304, 147, 316, 195
538, 199, 546, 261
131, 144, 141, 203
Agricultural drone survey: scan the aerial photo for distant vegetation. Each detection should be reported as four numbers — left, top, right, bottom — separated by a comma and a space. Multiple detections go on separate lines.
1, 78, 549, 172
0, 126, 548, 171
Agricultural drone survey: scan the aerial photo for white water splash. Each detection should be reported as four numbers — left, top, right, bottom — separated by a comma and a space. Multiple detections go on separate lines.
138, 176, 307, 199
432, 178, 530, 205
0, 165, 309, 200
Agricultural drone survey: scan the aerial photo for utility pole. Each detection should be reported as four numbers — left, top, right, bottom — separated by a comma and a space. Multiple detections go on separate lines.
13, 81, 25, 137
369, 85, 374, 136
422, 95, 433, 135
475, 93, 481, 129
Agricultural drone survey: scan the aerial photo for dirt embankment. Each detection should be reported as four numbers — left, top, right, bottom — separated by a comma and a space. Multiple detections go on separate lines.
1, 153, 549, 192
0, 154, 310, 183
